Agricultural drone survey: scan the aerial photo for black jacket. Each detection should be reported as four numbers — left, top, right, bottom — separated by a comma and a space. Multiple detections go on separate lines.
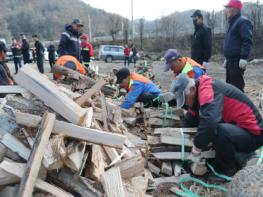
11, 43, 22, 58
58, 24, 81, 61
21, 39, 30, 54
0, 61, 12, 85
191, 24, 212, 65
224, 12, 253, 60
35, 40, 45, 58
47, 45, 56, 61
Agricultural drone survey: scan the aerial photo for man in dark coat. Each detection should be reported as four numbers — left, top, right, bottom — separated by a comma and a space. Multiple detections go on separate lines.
223, 0, 253, 92
58, 19, 83, 61
33, 35, 45, 73
11, 38, 22, 74
20, 34, 30, 64
47, 44, 56, 69
191, 10, 212, 66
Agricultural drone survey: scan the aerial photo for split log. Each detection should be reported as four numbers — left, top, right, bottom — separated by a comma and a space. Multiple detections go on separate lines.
147, 162, 160, 176
0, 85, 30, 97
161, 162, 173, 176
18, 112, 56, 197
16, 112, 126, 148
100, 92, 109, 131
14, 66, 86, 125
65, 142, 86, 172
0, 159, 73, 197
101, 167, 125, 197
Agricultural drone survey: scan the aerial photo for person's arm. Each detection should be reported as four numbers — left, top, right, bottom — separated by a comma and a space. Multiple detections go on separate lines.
203, 28, 212, 62
193, 90, 224, 150
57, 33, 69, 56
121, 82, 144, 109
239, 19, 253, 60
87, 43, 94, 57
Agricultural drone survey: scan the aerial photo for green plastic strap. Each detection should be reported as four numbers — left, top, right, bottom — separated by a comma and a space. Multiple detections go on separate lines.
180, 128, 185, 162
257, 146, 263, 165
162, 103, 169, 128
175, 176, 228, 197
207, 163, 232, 182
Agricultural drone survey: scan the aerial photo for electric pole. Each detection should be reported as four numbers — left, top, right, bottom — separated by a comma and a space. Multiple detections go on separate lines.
131, 0, 134, 43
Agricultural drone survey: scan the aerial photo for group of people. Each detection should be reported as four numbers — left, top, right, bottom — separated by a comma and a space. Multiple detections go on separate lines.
124, 44, 138, 67
114, 0, 261, 180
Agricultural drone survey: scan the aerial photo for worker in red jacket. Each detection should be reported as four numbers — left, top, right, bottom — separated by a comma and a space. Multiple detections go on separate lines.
170, 73, 263, 179
80, 33, 94, 69
124, 45, 131, 67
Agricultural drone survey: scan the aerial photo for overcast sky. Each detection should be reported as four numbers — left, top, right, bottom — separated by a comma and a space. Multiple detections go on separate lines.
82, 0, 260, 20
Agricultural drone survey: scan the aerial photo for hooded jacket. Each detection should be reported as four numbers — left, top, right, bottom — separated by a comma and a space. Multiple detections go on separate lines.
58, 24, 81, 61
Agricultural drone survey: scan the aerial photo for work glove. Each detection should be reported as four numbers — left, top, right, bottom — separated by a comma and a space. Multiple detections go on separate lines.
239, 59, 248, 70
159, 92, 176, 103
191, 144, 202, 156
223, 59, 227, 68
202, 62, 209, 67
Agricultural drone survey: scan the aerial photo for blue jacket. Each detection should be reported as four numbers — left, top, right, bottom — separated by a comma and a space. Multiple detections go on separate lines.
121, 79, 160, 109
224, 12, 253, 59
58, 25, 81, 61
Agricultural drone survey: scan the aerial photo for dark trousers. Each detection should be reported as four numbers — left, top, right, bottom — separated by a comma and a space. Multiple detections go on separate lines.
37, 55, 44, 74
124, 56, 130, 66
226, 59, 245, 92
49, 59, 55, 69
14, 57, 22, 74
22, 53, 30, 64
137, 93, 159, 108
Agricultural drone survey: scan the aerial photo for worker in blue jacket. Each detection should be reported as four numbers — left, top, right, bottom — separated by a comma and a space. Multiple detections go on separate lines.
115, 68, 161, 109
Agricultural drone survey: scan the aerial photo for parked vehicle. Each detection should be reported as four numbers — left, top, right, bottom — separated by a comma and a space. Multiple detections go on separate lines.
98, 45, 125, 63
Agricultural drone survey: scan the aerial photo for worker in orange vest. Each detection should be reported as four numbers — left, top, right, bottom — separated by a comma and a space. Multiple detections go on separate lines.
52, 55, 86, 80
164, 49, 206, 79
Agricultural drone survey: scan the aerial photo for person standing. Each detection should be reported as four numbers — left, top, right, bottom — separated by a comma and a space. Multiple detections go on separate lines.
58, 19, 83, 61
47, 44, 56, 69
80, 33, 94, 69
11, 38, 22, 74
131, 45, 138, 66
33, 35, 45, 73
224, 0, 253, 92
20, 34, 30, 64
124, 45, 131, 66
191, 10, 212, 66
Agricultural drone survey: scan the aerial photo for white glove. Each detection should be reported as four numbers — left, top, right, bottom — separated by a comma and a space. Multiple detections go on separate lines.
159, 92, 176, 103
223, 59, 227, 68
202, 62, 209, 67
239, 59, 248, 70
191, 145, 202, 156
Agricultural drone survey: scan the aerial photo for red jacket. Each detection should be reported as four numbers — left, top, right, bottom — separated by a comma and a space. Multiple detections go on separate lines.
124, 47, 131, 57
80, 34, 94, 57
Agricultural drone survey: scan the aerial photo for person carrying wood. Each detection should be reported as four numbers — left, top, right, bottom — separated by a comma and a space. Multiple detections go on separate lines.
169, 73, 263, 180
52, 55, 86, 80
115, 67, 160, 109
164, 49, 206, 79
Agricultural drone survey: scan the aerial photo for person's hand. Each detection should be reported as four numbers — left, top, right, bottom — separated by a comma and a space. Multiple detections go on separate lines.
239, 59, 248, 70
191, 145, 202, 156
159, 92, 176, 103
202, 62, 209, 67
223, 59, 227, 68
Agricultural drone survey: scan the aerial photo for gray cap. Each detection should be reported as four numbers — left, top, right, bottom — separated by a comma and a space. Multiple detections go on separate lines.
72, 18, 84, 27
170, 73, 191, 108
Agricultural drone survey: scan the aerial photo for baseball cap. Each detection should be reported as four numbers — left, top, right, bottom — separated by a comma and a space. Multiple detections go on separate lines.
191, 10, 203, 18
72, 18, 84, 27
224, 0, 243, 10
170, 73, 191, 108
64, 61, 77, 71
164, 49, 181, 72
0, 41, 7, 53
115, 68, 130, 84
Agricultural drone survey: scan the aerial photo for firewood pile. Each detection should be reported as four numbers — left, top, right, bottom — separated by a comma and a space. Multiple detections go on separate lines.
0, 66, 223, 197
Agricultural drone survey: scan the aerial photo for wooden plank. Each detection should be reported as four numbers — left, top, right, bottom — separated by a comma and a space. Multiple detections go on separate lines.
154, 128, 197, 135
152, 150, 216, 161
0, 159, 73, 197
113, 155, 145, 179
16, 112, 126, 148
147, 162, 160, 176
76, 80, 106, 107
102, 167, 125, 197
14, 66, 86, 125
100, 92, 109, 131
147, 136, 160, 145
0, 128, 30, 160
103, 146, 119, 162
18, 112, 56, 197
161, 162, 173, 176
0, 85, 29, 97
160, 135, 193, 147
173, 162, 183, 176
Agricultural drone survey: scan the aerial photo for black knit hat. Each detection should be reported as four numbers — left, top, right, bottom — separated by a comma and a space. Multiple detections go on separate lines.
116, 68, 130, 84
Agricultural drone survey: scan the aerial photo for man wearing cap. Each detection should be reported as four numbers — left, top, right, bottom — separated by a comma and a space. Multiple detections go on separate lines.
191, 10, 212, 65
52, 55, 86, 80
0, 41, 14, 97
58, 19, 83, 61
164, 49, 206, 80
224, 0, 253, 92
33, 35, 45, 74
115, 68, 160, 109
170, 73, 263, 177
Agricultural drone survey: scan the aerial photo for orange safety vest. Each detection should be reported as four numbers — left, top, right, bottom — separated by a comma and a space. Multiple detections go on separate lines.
174, 57, 206, 79
128, 73, 150, 91
54, 55, 86, 79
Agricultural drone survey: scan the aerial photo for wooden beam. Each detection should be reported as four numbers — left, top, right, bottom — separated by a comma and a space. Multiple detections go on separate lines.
18, 112, 56, 197
100, 92, 109, 131
0, 159, 73, 197
76, 80, 106, 107
160, 135, 193, 147
0, 85, 29, 97
147, 136, 160, 145
101, 167, 125, 197
154, 128, 197, 135
148, 161, 160, 176
16, 112, 126, 148
14, 66, 86, 125
0, 128, 30, 160
161, 162, 173, 176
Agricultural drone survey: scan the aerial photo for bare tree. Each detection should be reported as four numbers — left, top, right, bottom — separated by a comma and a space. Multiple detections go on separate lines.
123, 19, 129, 44
108, 14, 122, 41
139, 18, 145, 50
205, 10, 217, 36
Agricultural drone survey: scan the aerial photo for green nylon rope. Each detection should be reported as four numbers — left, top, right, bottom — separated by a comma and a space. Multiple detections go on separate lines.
207, 163, 232, 182
257, 146, 263, 165
180, 128, 185, 162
